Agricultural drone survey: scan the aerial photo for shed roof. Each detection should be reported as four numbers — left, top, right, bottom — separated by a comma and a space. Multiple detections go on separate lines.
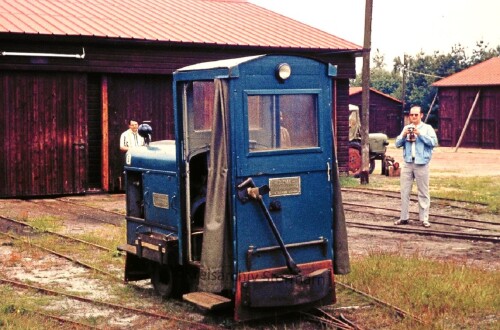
349, 87, 402, 104
432, 57, 500, 87
0, 0, 362, 52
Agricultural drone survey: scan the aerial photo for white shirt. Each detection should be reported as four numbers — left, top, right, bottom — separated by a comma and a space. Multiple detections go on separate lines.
120, 129, 144, 150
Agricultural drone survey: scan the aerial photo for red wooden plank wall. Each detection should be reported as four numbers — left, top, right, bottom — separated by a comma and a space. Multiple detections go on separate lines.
0, 72, 87, 197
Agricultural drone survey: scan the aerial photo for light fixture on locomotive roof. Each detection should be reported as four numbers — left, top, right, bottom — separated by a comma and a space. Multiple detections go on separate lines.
276, 63, 292, 81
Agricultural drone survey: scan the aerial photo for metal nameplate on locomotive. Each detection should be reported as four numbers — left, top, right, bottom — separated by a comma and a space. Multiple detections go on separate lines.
269, 177, 301, 197
152, 193, 169, 209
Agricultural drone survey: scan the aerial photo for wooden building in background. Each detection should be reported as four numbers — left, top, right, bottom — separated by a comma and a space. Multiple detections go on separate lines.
0, 0, 362, 198
432, 57, 500, 149
349, 87, 402, 137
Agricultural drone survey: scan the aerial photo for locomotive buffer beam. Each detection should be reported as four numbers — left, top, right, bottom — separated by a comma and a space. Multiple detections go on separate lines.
237, 178, 301, 275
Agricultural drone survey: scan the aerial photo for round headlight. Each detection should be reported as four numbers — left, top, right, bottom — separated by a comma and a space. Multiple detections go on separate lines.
277, 63, 291, 80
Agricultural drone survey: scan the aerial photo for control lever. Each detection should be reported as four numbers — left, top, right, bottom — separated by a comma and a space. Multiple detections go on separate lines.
237, 178, 301, 275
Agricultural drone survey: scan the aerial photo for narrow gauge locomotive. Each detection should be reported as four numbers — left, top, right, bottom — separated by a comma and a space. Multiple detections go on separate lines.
118, 54, 350, 321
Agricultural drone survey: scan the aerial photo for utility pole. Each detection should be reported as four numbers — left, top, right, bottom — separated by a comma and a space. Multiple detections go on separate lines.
360, 0, 373, 184
401, 55, 406, 126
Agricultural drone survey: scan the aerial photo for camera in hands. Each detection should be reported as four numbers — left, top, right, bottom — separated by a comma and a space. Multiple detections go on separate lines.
407, 124, 416, 142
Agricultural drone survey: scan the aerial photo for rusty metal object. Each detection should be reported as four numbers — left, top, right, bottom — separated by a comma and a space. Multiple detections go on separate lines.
241, 268, 332, 308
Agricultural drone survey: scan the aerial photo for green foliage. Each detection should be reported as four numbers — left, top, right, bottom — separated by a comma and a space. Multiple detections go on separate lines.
351, 41, 500, 129
27, 216, 63, 232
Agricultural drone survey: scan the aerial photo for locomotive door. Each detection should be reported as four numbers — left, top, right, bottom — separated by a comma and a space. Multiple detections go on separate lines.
235, 89, 334, 273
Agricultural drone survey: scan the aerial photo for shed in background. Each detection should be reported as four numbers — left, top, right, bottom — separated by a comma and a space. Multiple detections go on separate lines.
348, 87, 402, 137
432, 57, 500, 149
0, 0, 362, 198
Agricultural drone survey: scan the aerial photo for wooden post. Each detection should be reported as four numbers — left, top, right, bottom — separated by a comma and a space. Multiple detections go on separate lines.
401, 55, 406, 126
454, 89, 481, 152
360, 0, 373, 184
101, 76, 109, 191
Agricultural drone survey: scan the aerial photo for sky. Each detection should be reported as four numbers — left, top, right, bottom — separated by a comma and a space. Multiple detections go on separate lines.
250, 0, 500, 71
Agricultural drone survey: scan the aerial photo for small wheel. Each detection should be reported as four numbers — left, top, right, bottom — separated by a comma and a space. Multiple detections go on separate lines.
151, 264, 174, 299
348, 146, 362, 177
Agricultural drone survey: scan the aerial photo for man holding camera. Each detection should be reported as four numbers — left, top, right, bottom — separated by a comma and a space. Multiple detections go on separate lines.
394, 105, 438, 228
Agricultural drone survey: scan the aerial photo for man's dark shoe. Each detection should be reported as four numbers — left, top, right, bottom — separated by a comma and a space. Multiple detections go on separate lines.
394, 219, 409, 225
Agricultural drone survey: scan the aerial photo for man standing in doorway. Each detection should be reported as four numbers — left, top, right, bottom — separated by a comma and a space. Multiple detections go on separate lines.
394, 105, 438, 228
120, 119, 145, 152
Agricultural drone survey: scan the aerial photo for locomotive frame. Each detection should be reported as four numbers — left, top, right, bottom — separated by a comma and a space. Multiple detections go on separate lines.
118, 54, 349, 321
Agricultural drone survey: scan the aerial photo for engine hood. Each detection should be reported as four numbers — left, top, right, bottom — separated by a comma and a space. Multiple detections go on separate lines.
125, 140, 177, 173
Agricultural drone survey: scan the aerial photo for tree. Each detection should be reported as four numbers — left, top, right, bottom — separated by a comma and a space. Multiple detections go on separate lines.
352, 41, 500, 129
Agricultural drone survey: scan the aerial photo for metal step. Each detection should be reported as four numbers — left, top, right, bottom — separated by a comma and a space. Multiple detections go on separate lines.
182, 292, 231, 310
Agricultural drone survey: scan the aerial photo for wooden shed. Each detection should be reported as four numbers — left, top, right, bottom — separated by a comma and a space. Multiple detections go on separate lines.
0, 0, 362, 198
348, 87, 402, 137
432, 57, 500, 149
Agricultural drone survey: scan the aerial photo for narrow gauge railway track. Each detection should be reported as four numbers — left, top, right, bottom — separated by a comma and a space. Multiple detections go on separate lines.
19, 198, 124, 227
342, 187, 490, 210
346, 221, 499, 243
56, 197, 125, 217
1, 301, 96, 329
0, 277, 215, 329
343, 209, 499, 243
302, 280, 427, 329
302, 308, 360, 329
0, 231, 122, 281
0, 215, 115, 252
0, 215, 123, 280
343, 202, 500, 227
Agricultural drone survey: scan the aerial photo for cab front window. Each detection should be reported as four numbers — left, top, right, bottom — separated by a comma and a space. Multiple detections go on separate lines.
248, 94, 318, 151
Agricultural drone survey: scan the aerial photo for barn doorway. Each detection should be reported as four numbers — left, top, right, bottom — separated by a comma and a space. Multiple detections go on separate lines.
87, 75, 102, 191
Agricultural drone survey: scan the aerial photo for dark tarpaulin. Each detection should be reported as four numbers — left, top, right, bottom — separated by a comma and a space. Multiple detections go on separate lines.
198, 79, 233, 292
332, 126, 351, 275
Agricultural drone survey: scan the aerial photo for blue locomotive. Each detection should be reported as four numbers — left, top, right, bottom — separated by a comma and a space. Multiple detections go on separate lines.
118, 54, 350, 321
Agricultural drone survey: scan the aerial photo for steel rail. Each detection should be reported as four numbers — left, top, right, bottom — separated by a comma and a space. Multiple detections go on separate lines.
23, 199, 123, 227
301, 310, 354, 329
17, 307, 98, 329
343, 202, 499, 226
56, 197, 126, 217
0, 231, 122, 281
344, 206, 491, 231
336, 281, 426, 325
316, 308, 362, 329
346, 221, 500, 243
0, 277, 215, 329
341, 187, 490, 207
0, 215, 115, 252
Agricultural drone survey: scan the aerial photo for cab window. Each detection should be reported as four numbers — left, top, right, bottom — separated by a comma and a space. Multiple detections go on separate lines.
248, 94, 318, 151
183, 81, 215, 152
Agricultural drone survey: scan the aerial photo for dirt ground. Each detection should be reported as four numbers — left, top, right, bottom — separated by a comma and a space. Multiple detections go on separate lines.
0, 146, 498, 327
347, 145, 500, 271
385, 144, 500, 177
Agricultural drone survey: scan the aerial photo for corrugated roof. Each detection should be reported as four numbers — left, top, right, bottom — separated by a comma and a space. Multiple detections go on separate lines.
349, 87, 402, 104
0, 0, 362, 51
432, 57, 500, 87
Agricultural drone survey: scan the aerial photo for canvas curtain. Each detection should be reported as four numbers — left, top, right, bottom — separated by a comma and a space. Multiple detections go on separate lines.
198, 79, 233, 292
332, 126, 351, 275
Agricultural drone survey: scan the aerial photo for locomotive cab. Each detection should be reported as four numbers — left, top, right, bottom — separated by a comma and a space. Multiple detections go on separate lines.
119, 55, 349, 321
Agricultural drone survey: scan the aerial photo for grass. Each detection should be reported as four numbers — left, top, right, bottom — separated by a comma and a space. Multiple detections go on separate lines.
0, 286, 66, 330
338, 156, 500, 329
337, 252, 500, 329
24, 215, 63, 232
